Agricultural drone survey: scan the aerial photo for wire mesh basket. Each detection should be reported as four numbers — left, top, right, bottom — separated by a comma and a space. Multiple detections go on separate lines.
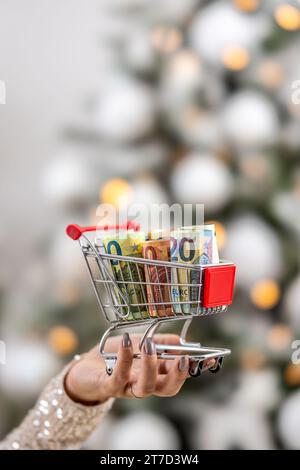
67, 222, 236, 377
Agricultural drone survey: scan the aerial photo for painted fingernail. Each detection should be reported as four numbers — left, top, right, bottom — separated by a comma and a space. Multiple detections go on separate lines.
122, 332, 132, 348
144, 337, 156, 355
179, 356, 188, 371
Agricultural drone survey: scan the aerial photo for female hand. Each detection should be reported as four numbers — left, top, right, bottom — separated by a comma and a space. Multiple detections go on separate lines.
65, 334, 216, 405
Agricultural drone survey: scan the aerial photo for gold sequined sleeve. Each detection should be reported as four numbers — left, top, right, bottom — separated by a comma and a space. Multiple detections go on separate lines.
0, 358, 114, 450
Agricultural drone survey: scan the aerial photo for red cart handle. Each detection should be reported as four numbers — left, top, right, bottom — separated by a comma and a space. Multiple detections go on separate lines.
66, 220, 140, 241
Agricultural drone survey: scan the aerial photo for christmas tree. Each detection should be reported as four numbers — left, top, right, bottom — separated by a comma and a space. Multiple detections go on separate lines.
1, 0, 300, 449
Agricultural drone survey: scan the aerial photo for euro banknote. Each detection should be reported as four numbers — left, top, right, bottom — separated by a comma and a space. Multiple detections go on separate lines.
142, 238, 173, 317
102, 231, 148, 320
170, 225, 217, 314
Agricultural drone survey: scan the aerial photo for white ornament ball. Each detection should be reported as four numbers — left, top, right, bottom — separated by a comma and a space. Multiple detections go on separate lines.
223, 214, 282, 288
196, 405, 274, 450
284, 275, 300, 334
42, 153, 94, 208
108, 412, 180, 450
131, 177, 169, 207
171, 153, 233, 213
232, 370, 280, 412
222, 90, 279, 148
277, 391, 300, 449
84, 415, 115, 450
0, 339, 58, 399
126, 177, 169, 233
189, 2, 269, 64
95, 76, 155, 142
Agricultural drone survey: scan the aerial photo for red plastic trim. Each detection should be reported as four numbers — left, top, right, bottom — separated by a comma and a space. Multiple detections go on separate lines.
203, 264, 236, 308
66, 220, 140, 240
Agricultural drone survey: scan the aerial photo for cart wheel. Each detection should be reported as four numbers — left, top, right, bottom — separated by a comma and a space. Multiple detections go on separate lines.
189, 360, 204, 378
105, 358, 116, 376
209, 356, 224, 374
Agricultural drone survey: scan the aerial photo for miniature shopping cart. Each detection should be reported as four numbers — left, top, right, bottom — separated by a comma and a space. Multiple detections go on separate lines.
66, 222, 236, 377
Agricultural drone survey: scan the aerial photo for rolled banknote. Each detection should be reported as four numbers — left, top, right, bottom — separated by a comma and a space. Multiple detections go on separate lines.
102, 231, 148, 320
181, 225, 218, 313
148, 228, 171, 240
170, 229, 192, 314
171, 226, 216, 314
142, 238, 173, 317
182, 224, 219, 264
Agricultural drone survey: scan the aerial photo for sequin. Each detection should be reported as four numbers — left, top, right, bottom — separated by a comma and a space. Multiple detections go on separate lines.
40, 400, 48, 407
0, 361, 114, 450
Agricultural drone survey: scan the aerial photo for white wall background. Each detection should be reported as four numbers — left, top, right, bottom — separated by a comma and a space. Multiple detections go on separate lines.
0, 0, 101, 249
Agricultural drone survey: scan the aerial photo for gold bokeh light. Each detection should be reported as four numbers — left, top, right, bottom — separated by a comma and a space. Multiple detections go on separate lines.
275, 4, 300, 31
222, 46, 250, 71
100, 178, 133, 207
48, 326, 78, 356
250, 279, 281, 310
151, 26, 183, 53
234, 0, 259, 12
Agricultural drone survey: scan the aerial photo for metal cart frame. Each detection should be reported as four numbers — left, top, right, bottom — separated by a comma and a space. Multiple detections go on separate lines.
67, 222, 236, 377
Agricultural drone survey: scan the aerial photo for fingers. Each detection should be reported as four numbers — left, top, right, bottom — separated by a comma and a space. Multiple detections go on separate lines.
153, 334, 180, 345
157, 357, 217, 396
158, 359, 170, 375
90, 333, 181, 357
123, 333, 181, 351
153, 334, 182, 355
156, 356, 189, 397
202, 358, 216, 372
159, 357, 217, 375
130, 338, 158, 398
109, 333, 133, 395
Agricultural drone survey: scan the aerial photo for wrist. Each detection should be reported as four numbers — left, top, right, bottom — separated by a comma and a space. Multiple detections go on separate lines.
64, 369, 102, 406
64, 360, 112, 406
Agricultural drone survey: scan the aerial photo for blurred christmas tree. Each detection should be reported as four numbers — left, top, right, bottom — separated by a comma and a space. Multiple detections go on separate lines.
1, 0, 300, 450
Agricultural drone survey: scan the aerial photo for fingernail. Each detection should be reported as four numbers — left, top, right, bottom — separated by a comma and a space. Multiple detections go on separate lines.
179, 356, 188, 371
122, 332, 132, 348
144, 337, 156, 355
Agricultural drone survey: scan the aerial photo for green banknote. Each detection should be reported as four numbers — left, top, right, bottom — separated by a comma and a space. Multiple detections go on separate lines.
102, 231, 148, 320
